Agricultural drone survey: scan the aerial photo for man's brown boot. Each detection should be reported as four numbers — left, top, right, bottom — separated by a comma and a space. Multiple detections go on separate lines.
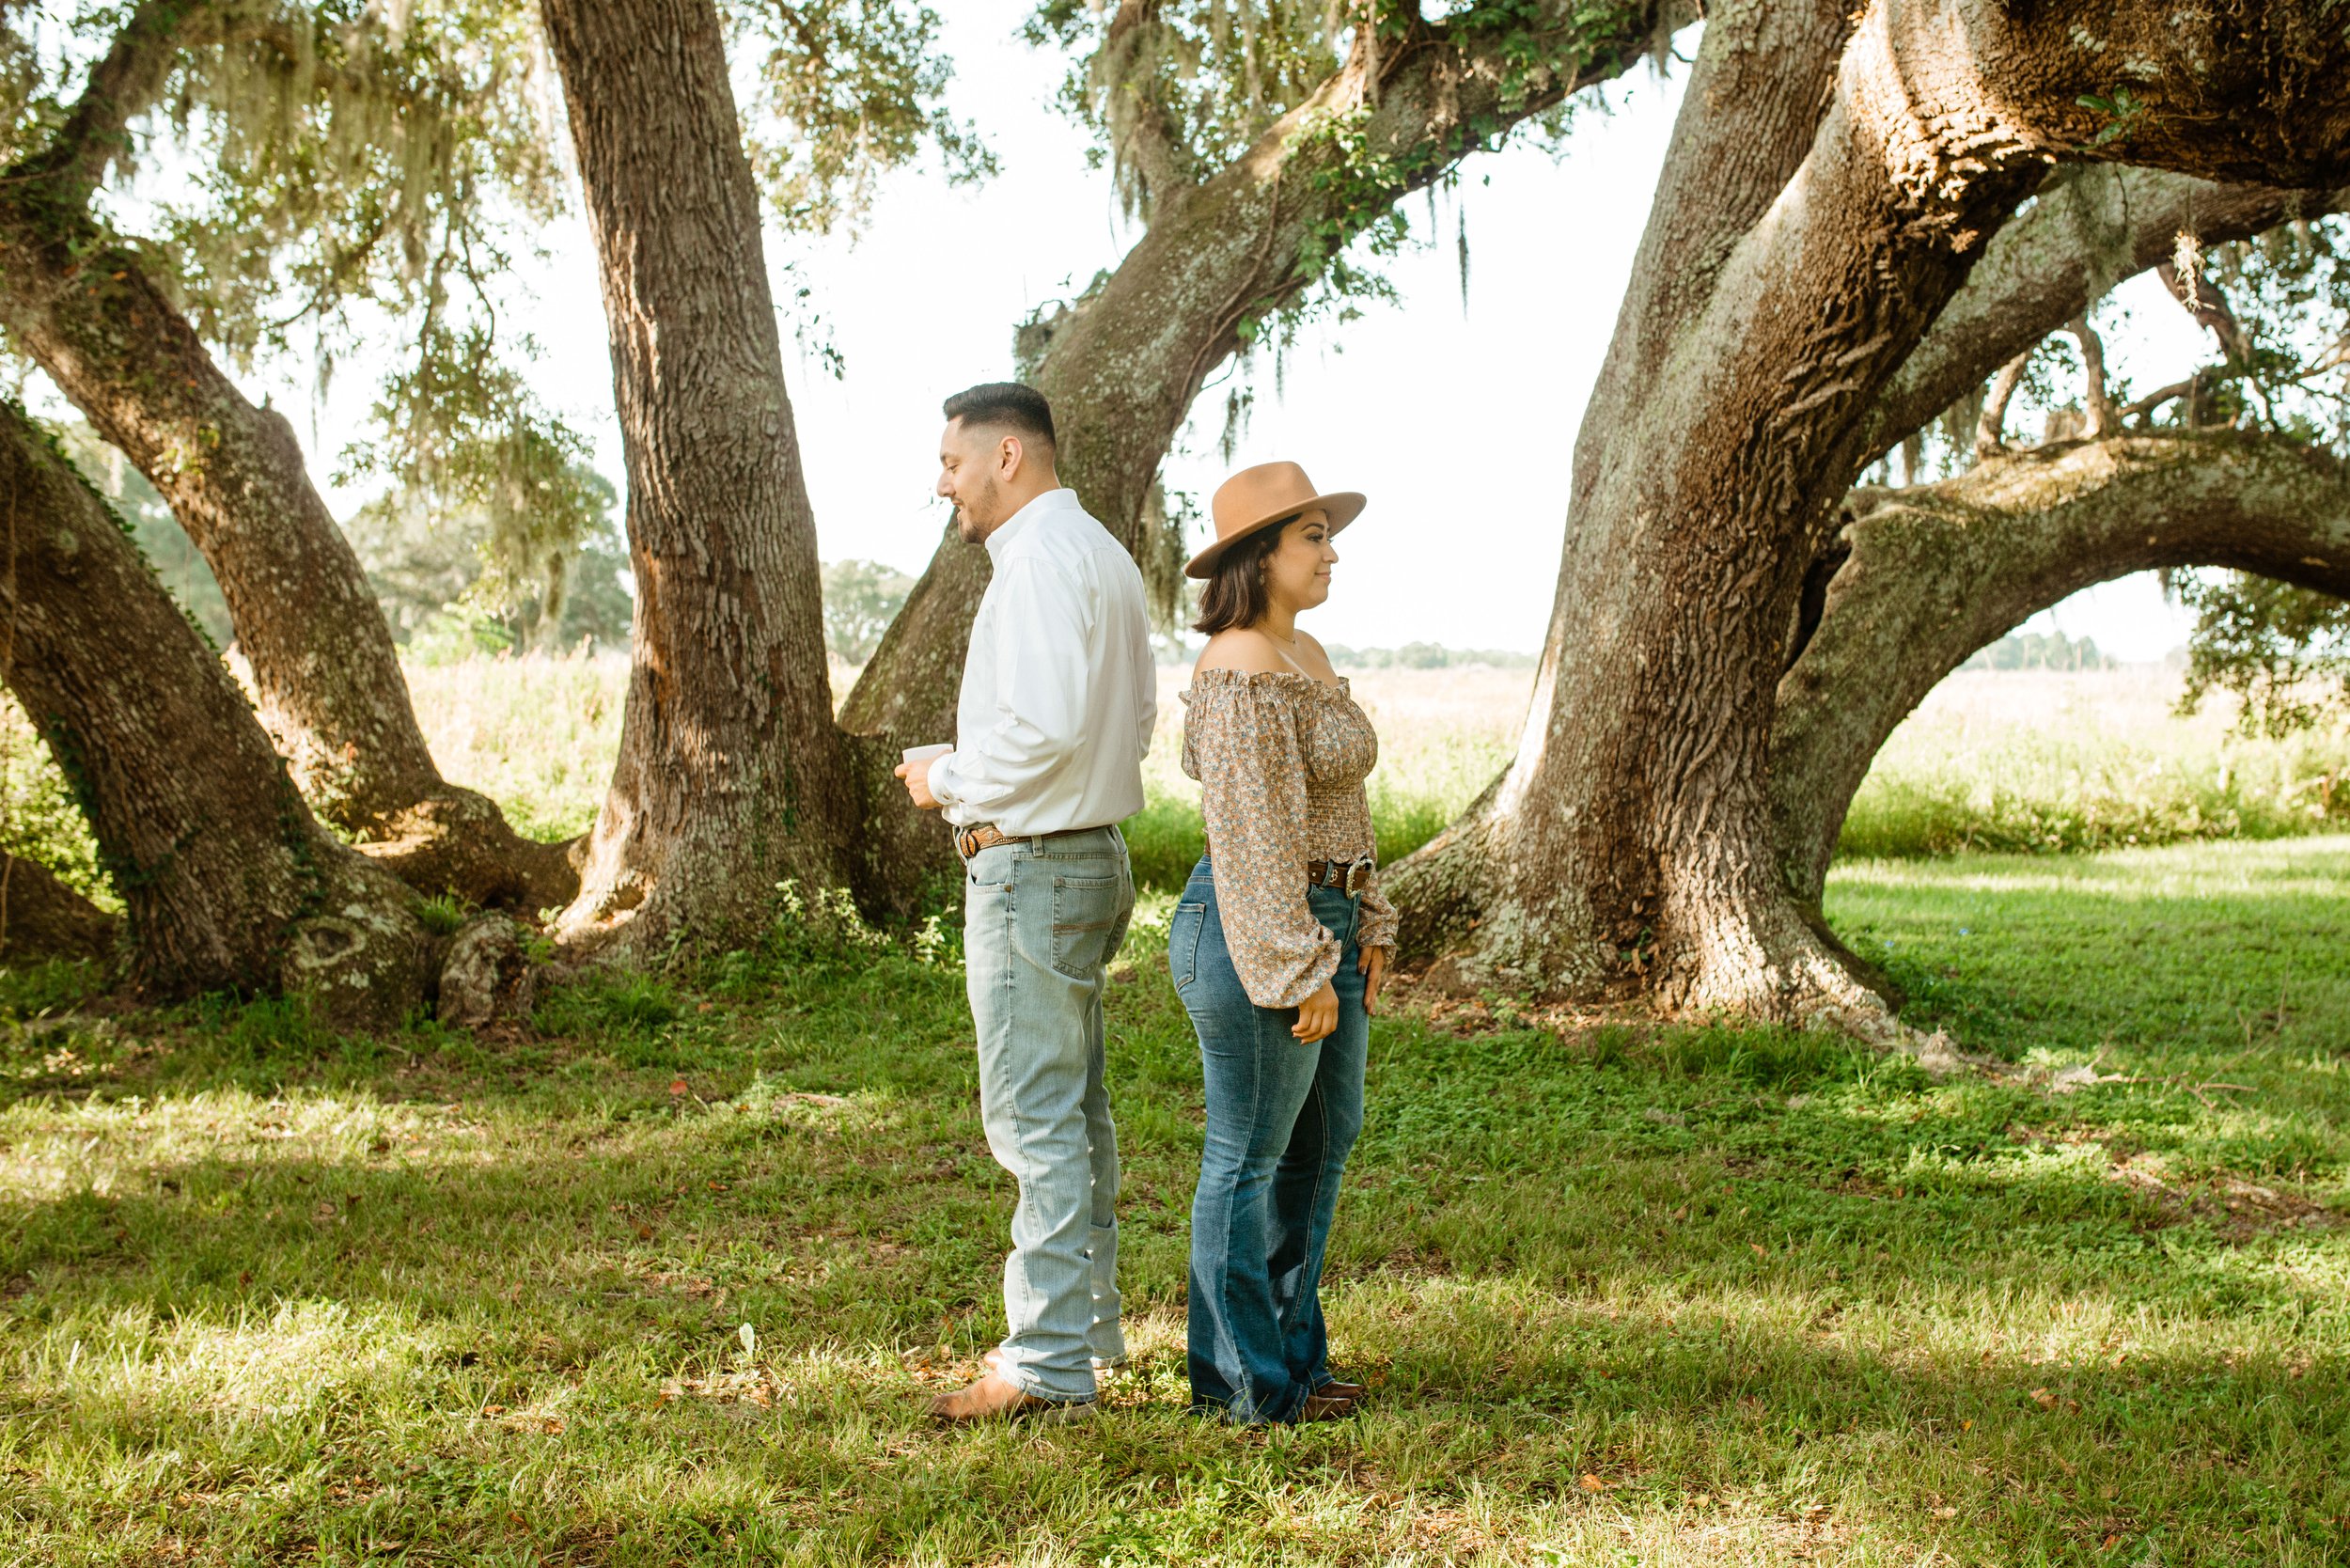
1315, 1377, 1368, 1404
928, 1372, 1094, 1425
1297, 1388, 1360, 1422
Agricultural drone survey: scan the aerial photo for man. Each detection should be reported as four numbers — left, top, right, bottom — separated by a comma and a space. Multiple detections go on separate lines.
896, 382, 1155, 1422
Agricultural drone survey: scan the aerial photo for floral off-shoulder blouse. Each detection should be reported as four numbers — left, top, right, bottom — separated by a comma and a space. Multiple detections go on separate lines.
1181, 668, 1400, 1009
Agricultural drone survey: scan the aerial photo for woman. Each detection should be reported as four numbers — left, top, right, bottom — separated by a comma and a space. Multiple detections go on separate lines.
1169, 460, 1396, 1425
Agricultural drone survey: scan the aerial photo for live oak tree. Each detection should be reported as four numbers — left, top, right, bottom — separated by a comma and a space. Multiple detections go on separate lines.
1773, 433, 2350, 917
535, 0, 935, 952
530, 0, 1675, 926
1772, 205, 2350, 908
838, 0, 1693, 896
0, 398, 428, 1024
0, 0, 973, 982
0, 0, 581, 910
1386, 0, 2350, 1025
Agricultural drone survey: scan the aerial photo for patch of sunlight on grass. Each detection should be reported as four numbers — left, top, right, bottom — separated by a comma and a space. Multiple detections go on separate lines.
18, 1298, 429, 1423
7, 833, 2349, 1561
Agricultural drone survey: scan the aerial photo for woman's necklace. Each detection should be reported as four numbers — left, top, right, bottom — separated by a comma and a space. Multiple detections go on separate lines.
1264, 623, 1301, 649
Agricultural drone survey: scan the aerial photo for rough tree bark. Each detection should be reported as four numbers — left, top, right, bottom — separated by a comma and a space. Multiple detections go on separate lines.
0, 400, 427, 1024
539, 0, 859, 953
0, 0, 576, 912
1772, 433, 2350, 906
836, 0, 1690, 900
1387, 0, 2350, 1025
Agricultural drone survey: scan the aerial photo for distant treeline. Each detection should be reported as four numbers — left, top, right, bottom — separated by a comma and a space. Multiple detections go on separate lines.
1321, 642, 1542, 670
1151, 638, 1540, 669
1959, 630, 2117, 671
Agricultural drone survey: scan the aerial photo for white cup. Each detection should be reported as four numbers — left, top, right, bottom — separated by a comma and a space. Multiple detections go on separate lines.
901, 743, 952, 767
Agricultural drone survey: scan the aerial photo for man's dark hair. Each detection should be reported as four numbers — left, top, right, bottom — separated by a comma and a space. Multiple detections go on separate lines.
1191, 517, 1294, 636
943, 382, 1056, 450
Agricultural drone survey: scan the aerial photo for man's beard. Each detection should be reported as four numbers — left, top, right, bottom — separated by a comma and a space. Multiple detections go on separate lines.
953, 477, 1000, 543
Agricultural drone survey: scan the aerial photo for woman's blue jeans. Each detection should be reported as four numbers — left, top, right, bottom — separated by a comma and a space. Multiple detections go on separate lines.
1169, 855, 1367, 1424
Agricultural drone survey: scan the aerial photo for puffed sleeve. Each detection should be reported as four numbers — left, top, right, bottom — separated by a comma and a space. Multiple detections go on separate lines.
1188, 674, 1341, 1009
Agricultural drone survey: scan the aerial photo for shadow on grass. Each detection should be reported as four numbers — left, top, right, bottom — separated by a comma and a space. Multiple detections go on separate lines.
6, 1007, 2347, 1560
5, 840, 2349, 1562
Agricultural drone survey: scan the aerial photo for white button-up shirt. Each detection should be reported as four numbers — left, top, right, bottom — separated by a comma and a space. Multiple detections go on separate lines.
927, 488, 1155, 837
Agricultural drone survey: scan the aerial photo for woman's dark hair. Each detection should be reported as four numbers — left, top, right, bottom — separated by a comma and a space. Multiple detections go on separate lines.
1191, 514, 1299, 635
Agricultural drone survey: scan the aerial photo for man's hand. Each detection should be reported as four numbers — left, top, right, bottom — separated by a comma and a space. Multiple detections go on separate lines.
1359, 945, 1390, 1015
894, 757, 942, 811
1292, 979, 1339, 1043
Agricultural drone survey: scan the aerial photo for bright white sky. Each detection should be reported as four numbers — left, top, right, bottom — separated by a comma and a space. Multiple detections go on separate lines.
104, 7, 2228, 660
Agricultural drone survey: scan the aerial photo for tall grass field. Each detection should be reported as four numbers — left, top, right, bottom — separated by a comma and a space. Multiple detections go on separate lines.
359, 657, 2350, 875
2, 655, 2346, 1563
6, 657, 2341, 902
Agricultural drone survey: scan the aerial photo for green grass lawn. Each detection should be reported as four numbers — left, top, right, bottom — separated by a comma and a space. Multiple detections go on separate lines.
3, 839, 2347, 1564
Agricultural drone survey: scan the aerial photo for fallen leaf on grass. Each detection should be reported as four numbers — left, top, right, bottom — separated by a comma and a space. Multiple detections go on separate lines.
1579, 1475, 1606, 1492
633, 1220, 653, 1241
2029, 1387, 2057, 1409
1749, 1243, 1767, 1259
669, 1079, 689, 1096
1933, 1506, 1958, 1518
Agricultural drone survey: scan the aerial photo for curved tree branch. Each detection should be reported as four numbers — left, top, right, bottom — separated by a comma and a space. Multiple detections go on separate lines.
1867, 166, 2346, 463
2155, 256, 2255, 367
1974, 351, 2029, 456
1772, 432, 2350, 905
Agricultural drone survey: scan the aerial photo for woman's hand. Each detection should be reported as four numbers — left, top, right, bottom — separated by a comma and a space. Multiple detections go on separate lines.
1359, 945, 1390, 1015
1292, 980, 1340, 1043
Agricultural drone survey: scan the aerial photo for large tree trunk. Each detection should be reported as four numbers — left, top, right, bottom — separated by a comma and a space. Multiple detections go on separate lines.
1388, 0, 2350, 1025
0, 400, 427, 1025
836, 0, 1690, 901
1772, 433, 2350, 906
539, 0, 859, 953
0, 2, 576, 913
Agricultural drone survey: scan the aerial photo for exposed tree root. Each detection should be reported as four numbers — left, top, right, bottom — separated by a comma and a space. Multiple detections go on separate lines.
355, 786, 583, 915
0, 855, 117, 964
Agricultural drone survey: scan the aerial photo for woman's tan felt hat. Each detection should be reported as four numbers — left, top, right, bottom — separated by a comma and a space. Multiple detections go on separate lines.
1185, 461, 1367, 580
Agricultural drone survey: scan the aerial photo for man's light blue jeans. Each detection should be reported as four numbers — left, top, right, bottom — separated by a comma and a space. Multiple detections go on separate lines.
962, 825, 1134, 1403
